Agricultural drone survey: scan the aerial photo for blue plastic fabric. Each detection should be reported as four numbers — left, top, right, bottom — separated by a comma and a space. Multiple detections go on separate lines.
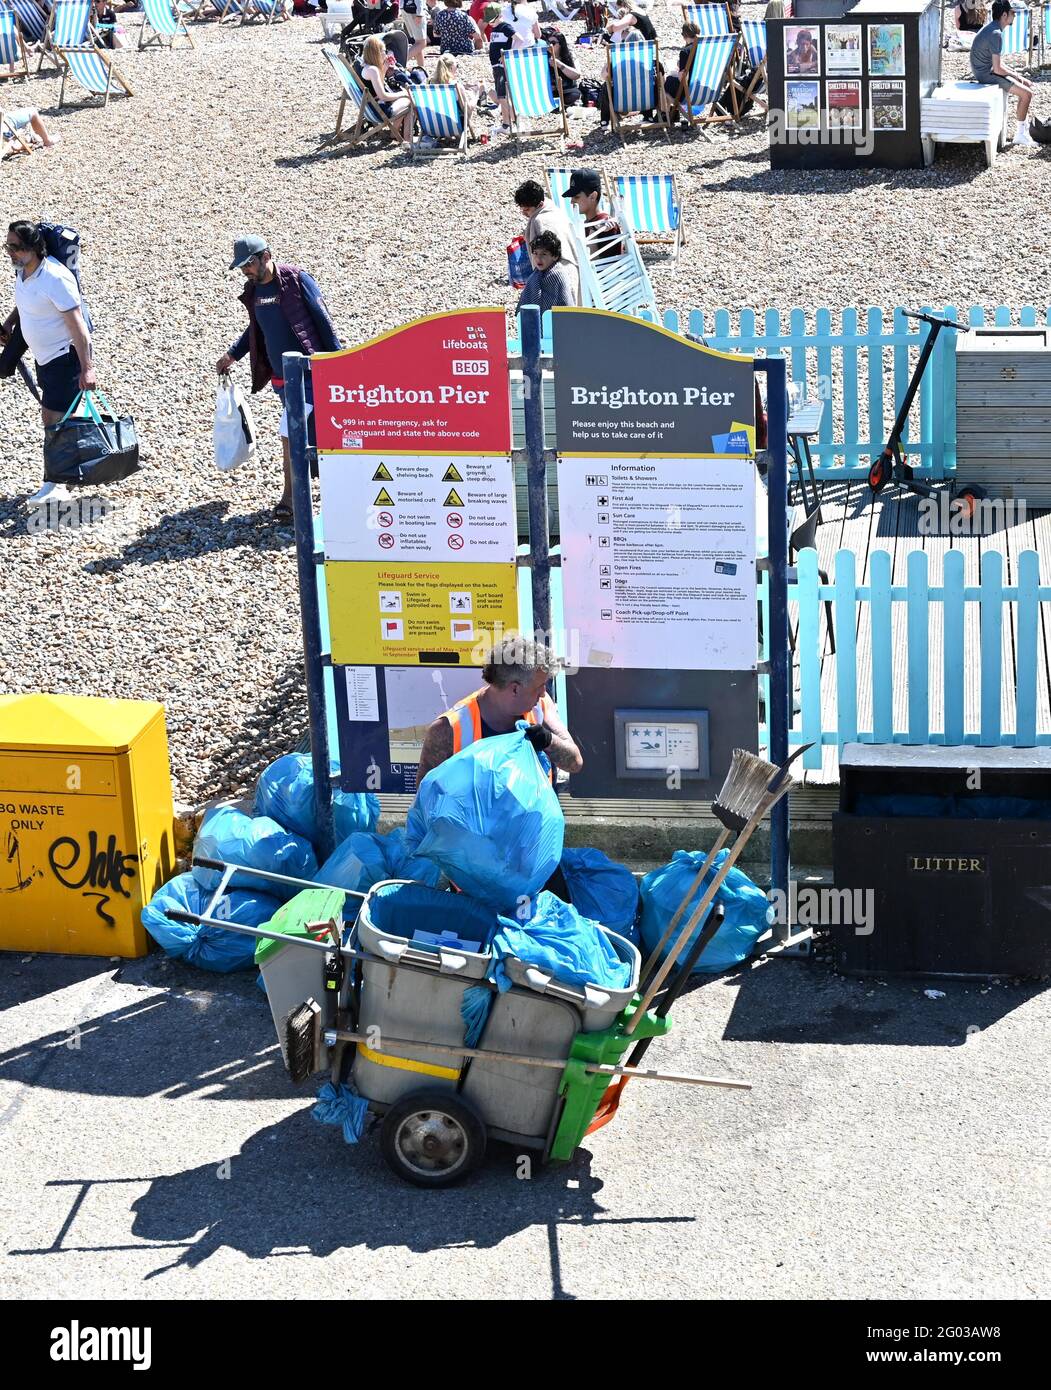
461, 984, 493, 1049
364, 879, 499, 945
404, 731, 565, 912
853, 794, 953, 818
141, 872, 281, 973
491, 891, 632, 993
192, 806, 318, 900
560, 847, 639, 942
254, 753, 380, 849
639, 849, 769, 975
314, 827, 442, 911
312, 1081, 370, 1145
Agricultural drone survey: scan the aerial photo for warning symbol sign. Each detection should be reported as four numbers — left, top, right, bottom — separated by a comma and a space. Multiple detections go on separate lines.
374, 487, 395, 507
443, 488, 464, 507
442, 463, 463, 483
372, 463, 393, 482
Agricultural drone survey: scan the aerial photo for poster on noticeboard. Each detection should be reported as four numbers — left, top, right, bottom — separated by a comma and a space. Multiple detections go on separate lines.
868, 22, 906, 77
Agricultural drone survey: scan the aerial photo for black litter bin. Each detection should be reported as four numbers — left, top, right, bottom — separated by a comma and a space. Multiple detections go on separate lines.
832, 744, 1051, 978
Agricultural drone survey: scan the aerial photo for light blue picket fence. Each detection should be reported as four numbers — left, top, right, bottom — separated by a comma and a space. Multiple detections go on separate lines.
518, 304, 1051, 481
792, 548, 1051, 770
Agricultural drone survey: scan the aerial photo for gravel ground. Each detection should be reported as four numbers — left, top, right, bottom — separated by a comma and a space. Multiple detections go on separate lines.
0, 9, 1048, 806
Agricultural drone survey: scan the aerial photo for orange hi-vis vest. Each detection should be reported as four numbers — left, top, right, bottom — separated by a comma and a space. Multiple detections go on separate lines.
442, 688, 556, 772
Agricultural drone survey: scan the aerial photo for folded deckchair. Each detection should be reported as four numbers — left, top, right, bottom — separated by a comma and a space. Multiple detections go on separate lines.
504, 43, 568, 148
410, 82, 471, 158
681, 3, 732, 36
607, 37, 670, 140
322, 47, 402, 146
240, 0, 289, 24
0, 8, 30, 80
610, 173, 684, 260
5, 0, 46, 46
677, 34, 736, 137
739, 17, 767, 110
139, 0, 194, 47
56, 41, 133, 107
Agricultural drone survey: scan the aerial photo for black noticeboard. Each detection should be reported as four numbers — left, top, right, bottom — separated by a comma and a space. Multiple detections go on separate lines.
767, 0, 942, 171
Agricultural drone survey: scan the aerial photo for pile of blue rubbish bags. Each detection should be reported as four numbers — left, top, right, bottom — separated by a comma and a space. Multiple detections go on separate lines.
141, 729, 770, 986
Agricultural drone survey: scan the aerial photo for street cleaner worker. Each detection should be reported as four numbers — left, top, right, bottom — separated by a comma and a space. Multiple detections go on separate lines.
416, 634, 583, 783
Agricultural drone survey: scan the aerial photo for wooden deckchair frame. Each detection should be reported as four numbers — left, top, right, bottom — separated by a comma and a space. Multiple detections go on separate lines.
323, 51, 404, 148
0, 12, 31, 81
739, 18, 768, 114
56, 42, 134, 107
190, 0, 241, 21
675, 35, 737, 137
139, 0, 196, 48
505, 47, 569, 149
240, 0, 290, 25
606, 38, 672, 142
409, 83, 473, 160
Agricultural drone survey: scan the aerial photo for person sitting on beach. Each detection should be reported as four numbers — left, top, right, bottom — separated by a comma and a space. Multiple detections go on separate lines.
954, 0, 987, 32
358, 33, 415, 142
664, 19, 699, 121
971, 0, 1036, 146
433, 0, 484, 55
1, 109, 60, 158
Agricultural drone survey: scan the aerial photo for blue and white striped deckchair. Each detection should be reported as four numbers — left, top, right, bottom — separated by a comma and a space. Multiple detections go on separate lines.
57, 41, 133, 106
678, 34, 736, 135
191, 0, 241, 20
321, 47, 399, 146
240, 0, 288, 25
5, 0, 46, 45
739, 17, 767, 109
611, 173, 684, 259
38, 0, 92, 73
410, 83, 471, 158
139, 0, 194, 48
504, 44, 568, 147
607, 38, 670, 139
0, 8, 30, 79
681, 3, 732, 36
1001, 6, 1032, 59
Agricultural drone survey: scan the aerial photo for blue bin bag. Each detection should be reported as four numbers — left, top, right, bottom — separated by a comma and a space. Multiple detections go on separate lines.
312, 1081, 370, 1145
192, 806, 318, 900
141, 872, 281, 973
405, 731, 565, 912
490, 891, 632, 994
254, 753, 380, 849
314, 827, 442, 910
560, 847, 639, 943
639, 849, 769, 975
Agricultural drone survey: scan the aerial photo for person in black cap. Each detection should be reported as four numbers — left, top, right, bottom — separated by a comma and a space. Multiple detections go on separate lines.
215, 237, 342, 520
566, 169, 625, 261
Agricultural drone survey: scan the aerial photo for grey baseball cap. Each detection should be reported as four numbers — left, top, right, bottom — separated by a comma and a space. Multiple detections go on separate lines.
229, 235, 267, 270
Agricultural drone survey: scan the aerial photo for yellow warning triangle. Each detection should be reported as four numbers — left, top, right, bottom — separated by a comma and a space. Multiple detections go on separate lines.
443, 488, 464, 507
372, 463, 393, 482
374, 487, 395, 506
442, 463, 463, 482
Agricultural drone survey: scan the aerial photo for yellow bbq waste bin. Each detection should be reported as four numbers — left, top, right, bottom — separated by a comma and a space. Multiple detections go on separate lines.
0, 694, 175, 958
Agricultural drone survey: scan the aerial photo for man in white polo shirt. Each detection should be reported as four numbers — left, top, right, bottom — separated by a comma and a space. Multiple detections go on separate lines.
3, 220, 95, 502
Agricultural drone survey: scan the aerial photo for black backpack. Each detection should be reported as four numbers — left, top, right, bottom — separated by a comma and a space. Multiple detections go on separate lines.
1031, 115, 1051, 145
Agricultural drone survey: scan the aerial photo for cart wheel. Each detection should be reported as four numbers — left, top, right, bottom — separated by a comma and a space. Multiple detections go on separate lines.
868, 453, 891, 493
380, 1088, 486, 1188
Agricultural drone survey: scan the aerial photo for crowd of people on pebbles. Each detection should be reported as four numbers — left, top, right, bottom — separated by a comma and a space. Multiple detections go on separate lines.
0, 0, 1046, 812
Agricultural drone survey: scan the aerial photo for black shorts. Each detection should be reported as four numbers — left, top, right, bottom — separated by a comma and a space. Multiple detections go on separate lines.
36, 345, 81, 414
491, 63, 507, 98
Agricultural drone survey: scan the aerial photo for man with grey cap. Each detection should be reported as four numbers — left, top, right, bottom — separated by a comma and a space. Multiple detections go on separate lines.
215, 237, 341, 520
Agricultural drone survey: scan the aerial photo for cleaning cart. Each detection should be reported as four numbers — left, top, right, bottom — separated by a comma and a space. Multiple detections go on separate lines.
174, 745, 799, 1187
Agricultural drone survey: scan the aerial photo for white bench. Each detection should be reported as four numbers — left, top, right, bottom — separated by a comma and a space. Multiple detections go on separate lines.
920, 81, 1009, 168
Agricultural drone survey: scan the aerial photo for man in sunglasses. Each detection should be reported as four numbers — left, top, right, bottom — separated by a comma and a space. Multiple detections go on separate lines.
3, 220, 95, 504
215, 236, 341, 522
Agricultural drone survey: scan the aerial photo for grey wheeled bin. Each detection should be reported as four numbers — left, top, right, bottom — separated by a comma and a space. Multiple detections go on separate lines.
498, 925, 640, 1033
351, 880, 498, 1106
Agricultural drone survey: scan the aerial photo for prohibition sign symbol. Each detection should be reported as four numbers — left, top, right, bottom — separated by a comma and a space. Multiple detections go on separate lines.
447, 534, 465, 551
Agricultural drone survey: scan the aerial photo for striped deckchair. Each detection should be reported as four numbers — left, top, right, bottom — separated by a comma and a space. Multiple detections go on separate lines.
38, 0, 92, 73
607, 38, 670, 139
681, 3, 732, 36
739, 17, 767, 109
677, 34, 736, 136
57, 42, 133, 106
321, 48, 401, 146
5, 0, 46, 45
410, 83, 471, 158
504, 43, 568, 148
610, 173, 684, 259
191, 0, 241, 20
1001, 5, 1033, 60
0, 8, 30, 79
240, 0, 289, 24
139, 0, 194, 48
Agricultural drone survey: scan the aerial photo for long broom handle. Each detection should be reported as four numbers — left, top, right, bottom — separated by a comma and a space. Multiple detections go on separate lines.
625, 780, 793, 1035
324, 1028, 751, 1090
639, 827, 730, 988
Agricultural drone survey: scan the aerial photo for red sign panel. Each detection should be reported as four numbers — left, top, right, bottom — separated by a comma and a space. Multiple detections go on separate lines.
312, 308, 511, 454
